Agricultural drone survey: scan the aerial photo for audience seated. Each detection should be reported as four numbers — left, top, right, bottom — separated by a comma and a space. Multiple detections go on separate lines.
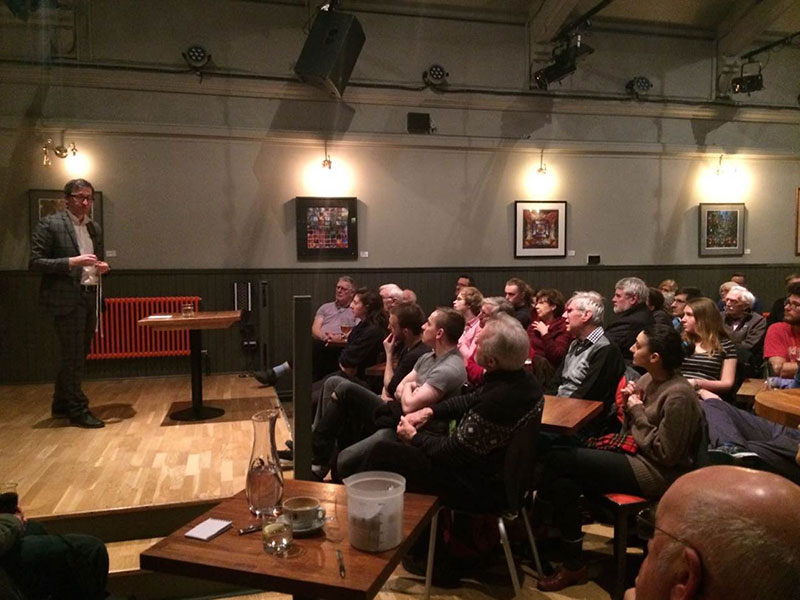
624, 466, 800, 600
527, 288, 571, 386
537, 324, 703, 592
453, 273, 475, 301
606, 277, 654, 361
379, 283, 403, 313
354, 314, 542, 512
466, 297, 515, 387
681, 297, 737, 401
715, 280, 737, 311
546, 291, 625, 425
401, 288, 417, 304
316, 307, 466, 480
0, 504, 109, 600
669, 286, 702, 331
452, 285, 483, 362
657, 279, 678, 306
504, 277, 533, 329
729, 271, 763, 312
702, 397, 800, 484
764, 281, 800, 378
379, 303, 430, 401
721, 285, 766, 375
646, 287, 673, 328
309, 276, 357, 381
767, 273, 800, 326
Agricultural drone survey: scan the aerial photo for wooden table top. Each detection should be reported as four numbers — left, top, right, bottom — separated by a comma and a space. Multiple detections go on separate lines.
365, 362, 387, 377
542, 395, 604, 435
138, 310, 241, 331
754, 388, 800, 428
736, 378, 765, 405
140, 480, 439, 600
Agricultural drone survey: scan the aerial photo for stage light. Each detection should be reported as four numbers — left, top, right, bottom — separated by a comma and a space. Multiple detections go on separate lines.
731, 62, 763, 95
532, 35, 593, 90
626, 76, 652, 96
423, 64, 449, 88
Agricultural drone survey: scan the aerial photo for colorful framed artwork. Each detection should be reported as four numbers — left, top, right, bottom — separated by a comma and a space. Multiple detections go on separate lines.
295, 196, 358, 260
28, 188, 103, 239
795, 188, 800, 256
699, 203, 744, 257
514, 201, 567, 258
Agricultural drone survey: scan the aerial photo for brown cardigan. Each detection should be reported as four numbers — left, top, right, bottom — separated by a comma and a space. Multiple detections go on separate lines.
624, 372, 703, 497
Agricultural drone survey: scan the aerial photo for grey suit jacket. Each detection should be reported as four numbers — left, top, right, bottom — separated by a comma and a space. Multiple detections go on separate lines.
29, 210, 104, 315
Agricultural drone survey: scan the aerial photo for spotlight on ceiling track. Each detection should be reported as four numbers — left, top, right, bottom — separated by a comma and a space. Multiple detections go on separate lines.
423, 64, 449, 88
533, 35, 593, 90
626, 76, 653, 97
731, 61, 763, 95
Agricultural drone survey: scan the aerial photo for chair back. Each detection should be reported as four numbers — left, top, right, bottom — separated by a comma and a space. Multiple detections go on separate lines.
502, 396, 544, 513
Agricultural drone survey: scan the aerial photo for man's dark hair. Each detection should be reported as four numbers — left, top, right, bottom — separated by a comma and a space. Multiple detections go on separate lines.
391, 303, 425, 335
433, 307, 465, 344
677, 286, 703, 301
505, 277, 533, 304
643, 324, 685, 371
648, 287, 665, 311
787, 282, 800, 298
458, 274, 475, 286
64, 179, 94, 196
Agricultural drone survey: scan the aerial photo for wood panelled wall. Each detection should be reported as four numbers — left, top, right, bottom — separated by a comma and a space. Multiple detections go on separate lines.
1, 264, 795, 385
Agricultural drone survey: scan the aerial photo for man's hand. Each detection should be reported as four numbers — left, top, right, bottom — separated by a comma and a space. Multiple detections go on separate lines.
397, 415, 416, 443
95, 261, 110, 275
405, 407, 433, 428
382, 332, 395, 358
69, 254, 98, 268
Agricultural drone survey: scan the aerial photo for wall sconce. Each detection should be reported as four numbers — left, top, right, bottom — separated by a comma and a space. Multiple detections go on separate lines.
321, 141, 332, 169
537, 149, 547, 175
42, 138, 78, 167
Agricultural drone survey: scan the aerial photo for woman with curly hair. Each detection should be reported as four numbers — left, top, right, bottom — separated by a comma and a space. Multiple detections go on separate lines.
453, 285, 483, 362
681, 296, 737, 400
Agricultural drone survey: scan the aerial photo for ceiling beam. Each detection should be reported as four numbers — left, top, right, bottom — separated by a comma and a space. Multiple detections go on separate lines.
717, 0, 796, 58
527, 0, 579, 43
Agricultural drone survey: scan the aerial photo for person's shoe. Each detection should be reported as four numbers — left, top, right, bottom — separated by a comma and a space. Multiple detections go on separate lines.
51, 405, 69, 418
254, 368, 278, 386
537, 565, 588, 592
69, 412, 105, 429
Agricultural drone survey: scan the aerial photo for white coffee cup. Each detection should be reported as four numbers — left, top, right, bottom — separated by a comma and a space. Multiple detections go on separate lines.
283, 496, 325, 529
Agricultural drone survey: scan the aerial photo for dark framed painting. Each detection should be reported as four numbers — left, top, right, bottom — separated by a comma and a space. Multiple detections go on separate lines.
295, 197, 358, 260
28, 188, 103, 238
514, 201, 567, 258
699, 202, 744, 257
795, 188, 800, 256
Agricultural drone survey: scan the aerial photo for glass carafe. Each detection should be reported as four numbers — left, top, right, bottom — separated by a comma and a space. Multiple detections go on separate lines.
246, 409, 284, 516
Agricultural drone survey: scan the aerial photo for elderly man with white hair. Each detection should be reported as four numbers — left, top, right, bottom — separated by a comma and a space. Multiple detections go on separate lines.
606, 277, 654, 362
722, 285, 766, 353
379, 283, 403, 313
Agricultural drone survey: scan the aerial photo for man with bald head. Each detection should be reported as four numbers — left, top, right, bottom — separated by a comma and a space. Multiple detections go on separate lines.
626, 465, 800, 600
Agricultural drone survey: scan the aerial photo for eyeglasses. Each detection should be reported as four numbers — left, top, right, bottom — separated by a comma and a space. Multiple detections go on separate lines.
68, 194, 93, 202
336, 286, 351, 291
636, 507, 694, 548
784, 300, 800, 310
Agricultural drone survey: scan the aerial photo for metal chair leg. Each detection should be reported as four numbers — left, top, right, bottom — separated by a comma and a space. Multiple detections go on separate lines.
423, 509, 439, 600
521, 506, 543, 579
497, 517, 521, 596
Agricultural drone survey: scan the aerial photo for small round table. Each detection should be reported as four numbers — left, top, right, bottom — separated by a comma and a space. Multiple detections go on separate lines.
753, 388, 800, 429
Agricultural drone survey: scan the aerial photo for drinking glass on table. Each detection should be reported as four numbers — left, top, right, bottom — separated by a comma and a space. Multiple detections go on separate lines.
262, 518, 293, 555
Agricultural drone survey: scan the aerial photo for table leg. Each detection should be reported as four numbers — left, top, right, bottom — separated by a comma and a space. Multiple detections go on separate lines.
423, 510, 438, 600
169, 328, 225, 421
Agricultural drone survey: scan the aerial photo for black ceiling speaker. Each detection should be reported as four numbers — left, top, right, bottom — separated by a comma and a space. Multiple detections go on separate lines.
294, 9, 365, 99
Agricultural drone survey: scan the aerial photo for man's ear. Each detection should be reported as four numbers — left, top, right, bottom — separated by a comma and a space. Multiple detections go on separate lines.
582, 310, 593, 324
670, 547, 702, 600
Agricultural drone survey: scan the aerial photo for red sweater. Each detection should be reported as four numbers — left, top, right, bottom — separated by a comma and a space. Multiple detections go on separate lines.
527, 316, 572, 369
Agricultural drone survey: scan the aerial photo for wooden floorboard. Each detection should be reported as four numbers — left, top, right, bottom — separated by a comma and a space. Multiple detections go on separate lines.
0, 373, 289, 518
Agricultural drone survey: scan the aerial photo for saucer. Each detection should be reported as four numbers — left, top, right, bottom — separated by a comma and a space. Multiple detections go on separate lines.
279, 515, 325, 535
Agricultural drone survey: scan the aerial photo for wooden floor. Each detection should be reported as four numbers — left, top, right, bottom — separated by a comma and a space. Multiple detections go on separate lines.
0, 373, 618, 600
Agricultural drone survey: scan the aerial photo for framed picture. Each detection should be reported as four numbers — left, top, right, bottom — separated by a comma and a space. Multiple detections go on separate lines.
795, 188, 800, 256
514, 201, 567, 258
28, 188, 103, 238
295, 197, 358, 260
699, 203, 744, 257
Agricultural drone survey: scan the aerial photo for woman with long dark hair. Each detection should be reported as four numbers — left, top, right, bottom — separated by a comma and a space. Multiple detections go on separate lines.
335, 288, 387, 380
681, 297, 737, 400
536, 325, 703, 591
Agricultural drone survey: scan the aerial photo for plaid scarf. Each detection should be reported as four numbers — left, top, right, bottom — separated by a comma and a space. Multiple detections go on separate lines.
583, 431, 638, 454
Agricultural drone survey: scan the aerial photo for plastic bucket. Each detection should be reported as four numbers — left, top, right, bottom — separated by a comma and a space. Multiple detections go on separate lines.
343, 471, 406, 552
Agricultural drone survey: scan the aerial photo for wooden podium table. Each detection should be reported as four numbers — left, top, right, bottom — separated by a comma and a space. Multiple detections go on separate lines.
754, 388, 800, 429
138, 310, 241, 421
141, 480, 440, 600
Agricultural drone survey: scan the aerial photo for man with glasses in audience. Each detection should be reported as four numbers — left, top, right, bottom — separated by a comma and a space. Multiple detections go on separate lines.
29, 179, 110, 429
764, 281, 800, 378
669, 286, 702, 331
626, 465, 800, 600
309, 276, 357, 381
722, 285, 767, 375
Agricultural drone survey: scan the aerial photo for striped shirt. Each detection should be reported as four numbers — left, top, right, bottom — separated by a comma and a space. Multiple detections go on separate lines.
681, 338, 737, 381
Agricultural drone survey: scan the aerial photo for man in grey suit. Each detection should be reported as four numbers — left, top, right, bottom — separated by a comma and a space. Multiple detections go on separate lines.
29, 179, 110, 428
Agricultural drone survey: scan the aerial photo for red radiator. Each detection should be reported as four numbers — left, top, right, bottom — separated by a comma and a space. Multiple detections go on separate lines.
88, 296, 201, 359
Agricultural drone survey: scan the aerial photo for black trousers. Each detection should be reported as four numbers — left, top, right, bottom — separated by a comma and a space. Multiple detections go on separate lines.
53, 291, 97, 417
0, 520, 108, 600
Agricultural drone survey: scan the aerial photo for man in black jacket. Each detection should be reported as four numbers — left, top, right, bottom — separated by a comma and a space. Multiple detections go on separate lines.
29, 179, 109, 429
606, 277, 654, 362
